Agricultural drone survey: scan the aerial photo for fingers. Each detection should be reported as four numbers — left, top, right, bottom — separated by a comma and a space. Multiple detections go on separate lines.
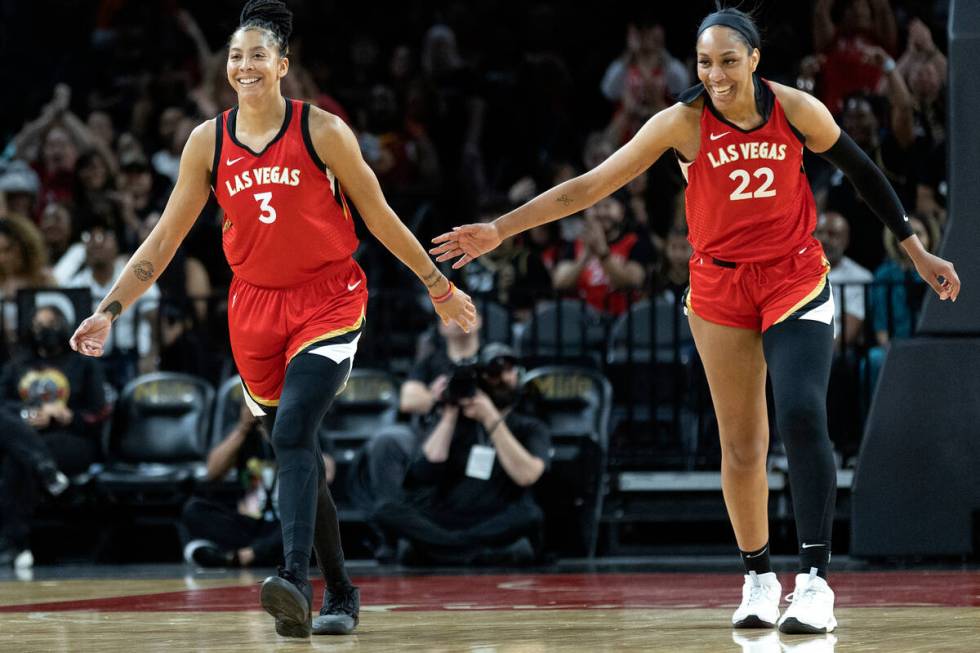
429, 240, 458, 256
451, 254, 474, 269
934, 263, 961, 302
434, 247, 463, 263
430, 231, 459, 245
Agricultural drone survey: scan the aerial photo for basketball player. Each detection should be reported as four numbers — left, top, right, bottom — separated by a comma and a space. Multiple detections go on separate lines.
69, 0, 476, 639
431, 6, 959, 635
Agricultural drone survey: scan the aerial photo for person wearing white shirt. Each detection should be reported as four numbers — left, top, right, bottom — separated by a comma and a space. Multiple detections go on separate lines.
815, 212, 873, 346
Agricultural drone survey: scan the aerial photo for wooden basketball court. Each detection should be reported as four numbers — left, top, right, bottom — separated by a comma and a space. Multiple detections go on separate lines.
0, 568, 977, 651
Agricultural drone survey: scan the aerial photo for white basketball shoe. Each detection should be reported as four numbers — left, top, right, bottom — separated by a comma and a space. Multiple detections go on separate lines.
778, 569, 837, 634
732, 571, 782, 628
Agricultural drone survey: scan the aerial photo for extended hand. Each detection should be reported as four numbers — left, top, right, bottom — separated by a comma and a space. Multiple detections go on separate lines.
912, 252, 960, 301
431, 285, 479, 333
430, 223, 502, 269
69, 312, 112, 357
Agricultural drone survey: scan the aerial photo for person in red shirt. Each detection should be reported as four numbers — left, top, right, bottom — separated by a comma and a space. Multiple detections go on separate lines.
552, 194, 653, 315
68, 0, 475, 640
433, 6, 959, 636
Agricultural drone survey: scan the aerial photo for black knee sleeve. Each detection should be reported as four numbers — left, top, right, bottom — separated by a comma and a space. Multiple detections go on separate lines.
763, 319, 836, 577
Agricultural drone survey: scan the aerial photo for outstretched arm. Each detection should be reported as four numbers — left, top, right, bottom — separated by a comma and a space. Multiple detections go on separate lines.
431, 102, 690, 268
774, 83, 960, 302
70, 121, 214, 355
310, 107, 477, 331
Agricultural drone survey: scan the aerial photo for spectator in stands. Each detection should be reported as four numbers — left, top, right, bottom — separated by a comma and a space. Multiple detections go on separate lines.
872, 214, 936, 346
73, 149, 135, 243
12, 85, 116, 214
62, 225, 159, 388
656, 225, 692, 303
0, 161, 41, 220
0, 303, 109, 568
357, 83, 441, 199
183, 401, 336, 568
459, 199, 553, 321
0, 216, 55, 344
812, 0, 898, 116
135, 211, 211, 378
373, 343, 550, 565
39, 203, 79, 280
815, 211, 873, 347
603, 19, 689, 143
150, 107, 187, 184
552, 194, 654, 315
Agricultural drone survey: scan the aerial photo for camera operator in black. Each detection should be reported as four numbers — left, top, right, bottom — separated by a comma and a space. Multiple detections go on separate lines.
372, 343, 551, 565
0, 304, 109, 565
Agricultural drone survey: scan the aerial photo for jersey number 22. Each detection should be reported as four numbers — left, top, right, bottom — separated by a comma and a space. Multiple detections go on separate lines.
728, 167, 776, 201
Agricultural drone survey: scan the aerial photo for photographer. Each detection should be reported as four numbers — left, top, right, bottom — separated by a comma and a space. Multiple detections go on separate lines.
372, 343, 551, 565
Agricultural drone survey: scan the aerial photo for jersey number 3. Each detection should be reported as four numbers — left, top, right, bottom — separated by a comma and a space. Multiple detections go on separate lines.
254, 192, 277, 224
728, 167, 776, 201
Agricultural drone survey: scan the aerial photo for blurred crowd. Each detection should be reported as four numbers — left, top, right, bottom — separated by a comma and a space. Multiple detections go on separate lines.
0, 0, 953, 565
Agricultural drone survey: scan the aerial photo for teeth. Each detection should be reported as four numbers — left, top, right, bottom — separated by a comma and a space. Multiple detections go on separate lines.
239, 78, 259, 85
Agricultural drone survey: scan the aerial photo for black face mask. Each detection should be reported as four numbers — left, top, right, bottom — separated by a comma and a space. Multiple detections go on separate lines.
32, 325, 70, 357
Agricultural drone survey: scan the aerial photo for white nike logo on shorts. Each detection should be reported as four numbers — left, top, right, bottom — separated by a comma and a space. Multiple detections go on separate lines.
226, 156, 245, 166
347, 280, 362, 291
709, 132, 730, 141
801, 543, 825, 549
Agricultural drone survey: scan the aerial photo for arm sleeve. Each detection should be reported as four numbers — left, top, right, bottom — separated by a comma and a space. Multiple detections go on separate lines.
817, 131, 915, 241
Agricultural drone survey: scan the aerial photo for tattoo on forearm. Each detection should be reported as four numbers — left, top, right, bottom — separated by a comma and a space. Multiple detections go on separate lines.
133, 259, 155, 282
103, 301, 122, 322
423, 268, 443, 288
556, 194, 573, 206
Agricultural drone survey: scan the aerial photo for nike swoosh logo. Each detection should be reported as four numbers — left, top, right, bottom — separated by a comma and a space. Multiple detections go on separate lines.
801, 543, 825, 549
347, 280, 362, 291
709, 132, 730, 141
798, 246, 808, 255
744, 547, 769, 558
226, 156, 245, 166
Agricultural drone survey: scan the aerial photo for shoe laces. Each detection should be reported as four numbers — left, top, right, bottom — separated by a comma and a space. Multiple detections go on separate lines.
745, 571, 766, 603
785, 568, 822, 606
323, 587, 358, 616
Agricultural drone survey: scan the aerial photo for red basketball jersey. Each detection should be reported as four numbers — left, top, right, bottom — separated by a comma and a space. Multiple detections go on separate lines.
680, 79, 817, 263
212, 99, 358, 288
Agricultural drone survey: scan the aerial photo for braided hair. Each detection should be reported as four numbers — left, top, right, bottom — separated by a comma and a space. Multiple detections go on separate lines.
236, 0, 293, 57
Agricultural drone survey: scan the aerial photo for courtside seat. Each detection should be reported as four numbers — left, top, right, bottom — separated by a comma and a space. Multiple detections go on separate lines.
517, 300, 606, 367
98, 372, 214, 506
521, 366, 612, 557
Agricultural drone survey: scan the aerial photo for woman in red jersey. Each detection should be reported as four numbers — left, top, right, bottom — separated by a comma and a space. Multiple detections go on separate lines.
432, 6, 959, 637
69, 0, 475, 639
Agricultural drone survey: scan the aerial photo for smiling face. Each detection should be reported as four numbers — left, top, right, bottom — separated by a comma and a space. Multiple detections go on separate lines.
226, 28, 289, 101
696, 26, 760, 112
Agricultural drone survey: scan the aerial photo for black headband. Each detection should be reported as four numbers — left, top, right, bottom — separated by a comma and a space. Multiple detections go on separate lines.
697, 14, 760, 50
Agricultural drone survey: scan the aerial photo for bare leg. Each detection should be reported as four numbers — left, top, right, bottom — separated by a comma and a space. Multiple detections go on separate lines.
689, 312, 769, 551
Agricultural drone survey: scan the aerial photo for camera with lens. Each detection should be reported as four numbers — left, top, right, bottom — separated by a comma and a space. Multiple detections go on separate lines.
443, 358, 484, 405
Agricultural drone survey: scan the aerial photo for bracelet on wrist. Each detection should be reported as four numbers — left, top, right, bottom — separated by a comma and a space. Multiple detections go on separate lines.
430, 281, 456, 304
486, 417, 504, 437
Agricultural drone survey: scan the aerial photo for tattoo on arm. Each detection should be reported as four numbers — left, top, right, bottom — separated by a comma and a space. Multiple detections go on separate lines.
556, 194, 573, 207
132, 260, 155, 282
423, 268, 443, 289
103, 301, 122, 322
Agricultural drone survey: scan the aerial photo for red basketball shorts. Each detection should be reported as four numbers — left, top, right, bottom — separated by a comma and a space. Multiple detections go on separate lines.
685, 239, 833, 333
228, 257, 368, 409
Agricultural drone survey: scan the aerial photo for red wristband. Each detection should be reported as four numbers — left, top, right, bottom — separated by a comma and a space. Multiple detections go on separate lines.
430, 282, 455, 304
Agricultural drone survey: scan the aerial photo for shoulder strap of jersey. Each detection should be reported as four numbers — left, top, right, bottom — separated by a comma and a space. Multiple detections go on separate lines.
300, 102, 327, 173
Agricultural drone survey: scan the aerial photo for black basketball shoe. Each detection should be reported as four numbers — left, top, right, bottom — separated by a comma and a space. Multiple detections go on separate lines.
312, 585, 359, 635
260, 568, 312, 638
